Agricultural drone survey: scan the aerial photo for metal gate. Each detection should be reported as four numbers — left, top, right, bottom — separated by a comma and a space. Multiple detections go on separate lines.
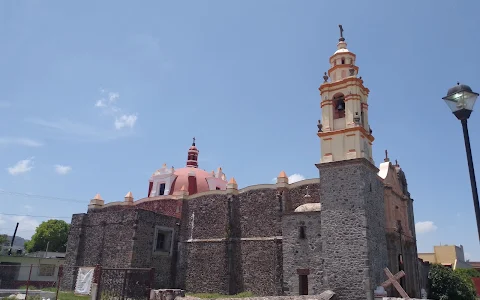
95, 266, 155, 300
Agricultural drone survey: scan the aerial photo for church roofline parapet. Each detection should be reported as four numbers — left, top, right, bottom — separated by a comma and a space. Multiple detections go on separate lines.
85, 178, 321, 211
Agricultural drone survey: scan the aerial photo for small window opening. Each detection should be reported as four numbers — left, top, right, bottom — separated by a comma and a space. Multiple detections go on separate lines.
299, 275, 308, 295
153, 226, 174, 254
299, 226, 306, 239
156, 232, 165, 250
361, 111, 365, 126
341, 58, 345, 64
216, 187, 220, 190
159, 183, 166, 195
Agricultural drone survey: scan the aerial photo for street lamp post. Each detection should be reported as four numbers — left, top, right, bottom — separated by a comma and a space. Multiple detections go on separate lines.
442, 82, 480, 243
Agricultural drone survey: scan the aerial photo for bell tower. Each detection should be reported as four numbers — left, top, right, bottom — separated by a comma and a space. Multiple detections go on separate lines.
318, 25, 374, 165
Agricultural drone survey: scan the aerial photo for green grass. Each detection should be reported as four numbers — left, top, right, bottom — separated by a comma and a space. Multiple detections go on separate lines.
187, 291, 254, 298
13, 286, 89, 300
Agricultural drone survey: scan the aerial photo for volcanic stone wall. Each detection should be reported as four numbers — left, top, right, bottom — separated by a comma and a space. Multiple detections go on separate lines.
282, 212, 323, 296
130, 209, 179, 288
177, 192, 230, 294
62, 208, 177, 291
318, 158, 388, 300
61, 210, 137, 290
177, 180, 320, 296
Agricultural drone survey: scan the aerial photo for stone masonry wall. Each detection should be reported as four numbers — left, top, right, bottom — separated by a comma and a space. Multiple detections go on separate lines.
177, 193, 229, 293
318, 159, 388, 300
62, 213, 86, 290
282, 212, 323, 296
287, 181, 320, 213
130, 209, 179, 288
363, 164, 389, 290
61, 209, 137, 290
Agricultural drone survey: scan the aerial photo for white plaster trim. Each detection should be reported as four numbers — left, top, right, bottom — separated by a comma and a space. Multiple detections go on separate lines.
378, 161, 390, 179
184, 236, 283, 243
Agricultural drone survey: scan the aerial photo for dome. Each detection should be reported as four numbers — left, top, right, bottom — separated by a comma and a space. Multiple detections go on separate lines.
294, 203, 322, 212
170, 167, 213, 194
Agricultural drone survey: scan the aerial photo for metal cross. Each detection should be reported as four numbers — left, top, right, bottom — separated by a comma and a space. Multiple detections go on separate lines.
339, 24, 344, 38
381, 267, 410, 299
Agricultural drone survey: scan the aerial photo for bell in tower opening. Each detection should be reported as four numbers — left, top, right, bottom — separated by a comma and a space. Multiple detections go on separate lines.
333, 93, 345, 119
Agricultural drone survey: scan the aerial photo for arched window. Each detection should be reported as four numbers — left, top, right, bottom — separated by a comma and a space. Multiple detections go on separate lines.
341, 57, 345, 64
333, 93, 345, 119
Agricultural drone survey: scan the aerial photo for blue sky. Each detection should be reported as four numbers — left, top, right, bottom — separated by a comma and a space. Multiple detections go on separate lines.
1, 0, 480, 261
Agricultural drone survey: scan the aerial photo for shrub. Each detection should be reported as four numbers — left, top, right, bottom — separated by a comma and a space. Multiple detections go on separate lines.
428, 264, 477, 300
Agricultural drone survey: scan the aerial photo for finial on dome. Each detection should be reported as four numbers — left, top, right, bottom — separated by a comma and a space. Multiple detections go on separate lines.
384, 150, 390, 162
339, 24, 345, 42
192, 136, 196, 146
162, 163, 167, 168
276, 171, 289, 185
227, 177, 238, 192
89, 193, 104, 210
124, 191, 134, 203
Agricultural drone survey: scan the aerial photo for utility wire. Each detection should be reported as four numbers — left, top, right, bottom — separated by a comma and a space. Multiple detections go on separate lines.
0, 213, 71, 219
0, 190, 87, 203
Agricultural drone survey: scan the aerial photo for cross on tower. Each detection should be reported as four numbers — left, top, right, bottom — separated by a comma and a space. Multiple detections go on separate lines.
192, 137, 196, 146
381, 267, 410, 299
338, 24, 345, 41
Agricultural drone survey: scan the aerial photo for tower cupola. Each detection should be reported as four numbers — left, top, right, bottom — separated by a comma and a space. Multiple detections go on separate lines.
186, 137, 199, 168
318, 25, 374, 165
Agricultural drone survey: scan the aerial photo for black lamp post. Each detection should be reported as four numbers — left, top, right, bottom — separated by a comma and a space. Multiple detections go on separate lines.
442, 82, 480, 242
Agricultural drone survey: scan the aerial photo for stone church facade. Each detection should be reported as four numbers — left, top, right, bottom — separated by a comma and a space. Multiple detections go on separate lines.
62, 30, 426, 299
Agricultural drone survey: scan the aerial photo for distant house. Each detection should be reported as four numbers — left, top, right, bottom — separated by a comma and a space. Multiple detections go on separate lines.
25, 251, 66, 259
0, 255, 64, 289
418, 245, 472, 270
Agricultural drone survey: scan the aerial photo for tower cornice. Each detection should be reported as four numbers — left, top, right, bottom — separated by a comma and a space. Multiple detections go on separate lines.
318, 126, 374, 142
319, 77, 370, 95
327, 65, 359, 77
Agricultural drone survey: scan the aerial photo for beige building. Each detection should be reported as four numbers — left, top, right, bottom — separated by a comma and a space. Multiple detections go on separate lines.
418, 245, 472, 270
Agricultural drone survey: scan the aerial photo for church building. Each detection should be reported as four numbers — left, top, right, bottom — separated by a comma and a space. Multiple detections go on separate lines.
62, 28, 426, 299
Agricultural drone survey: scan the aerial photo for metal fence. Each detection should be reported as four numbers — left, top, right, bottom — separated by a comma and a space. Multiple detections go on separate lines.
93, 266, 155, 300
0, 264, 63, 299
0, 264, 155, 300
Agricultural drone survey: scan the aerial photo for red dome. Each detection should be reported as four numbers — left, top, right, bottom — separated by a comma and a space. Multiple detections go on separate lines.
170, 167, 212, 195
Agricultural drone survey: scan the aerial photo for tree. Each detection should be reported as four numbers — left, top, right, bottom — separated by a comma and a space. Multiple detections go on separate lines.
428, 264, 477, 300
24, 219, 70, 253
0, 234, 8, 250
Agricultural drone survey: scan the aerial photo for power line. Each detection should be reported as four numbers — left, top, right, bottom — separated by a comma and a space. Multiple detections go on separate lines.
0, 213, 71, 219
0, 190, 86, 203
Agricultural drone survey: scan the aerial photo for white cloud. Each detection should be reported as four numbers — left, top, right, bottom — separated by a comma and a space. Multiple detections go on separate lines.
95, 90, 137, 130
115, 114, 137, 130
54, 165, 72, 175
415, 221, 438, 234
271, 173, 306, 184
0, 137, 43, 147
0, 214, 40, 239
289, 174, 306, 183
25, 118, 133, 142
7, 158, 34, 175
